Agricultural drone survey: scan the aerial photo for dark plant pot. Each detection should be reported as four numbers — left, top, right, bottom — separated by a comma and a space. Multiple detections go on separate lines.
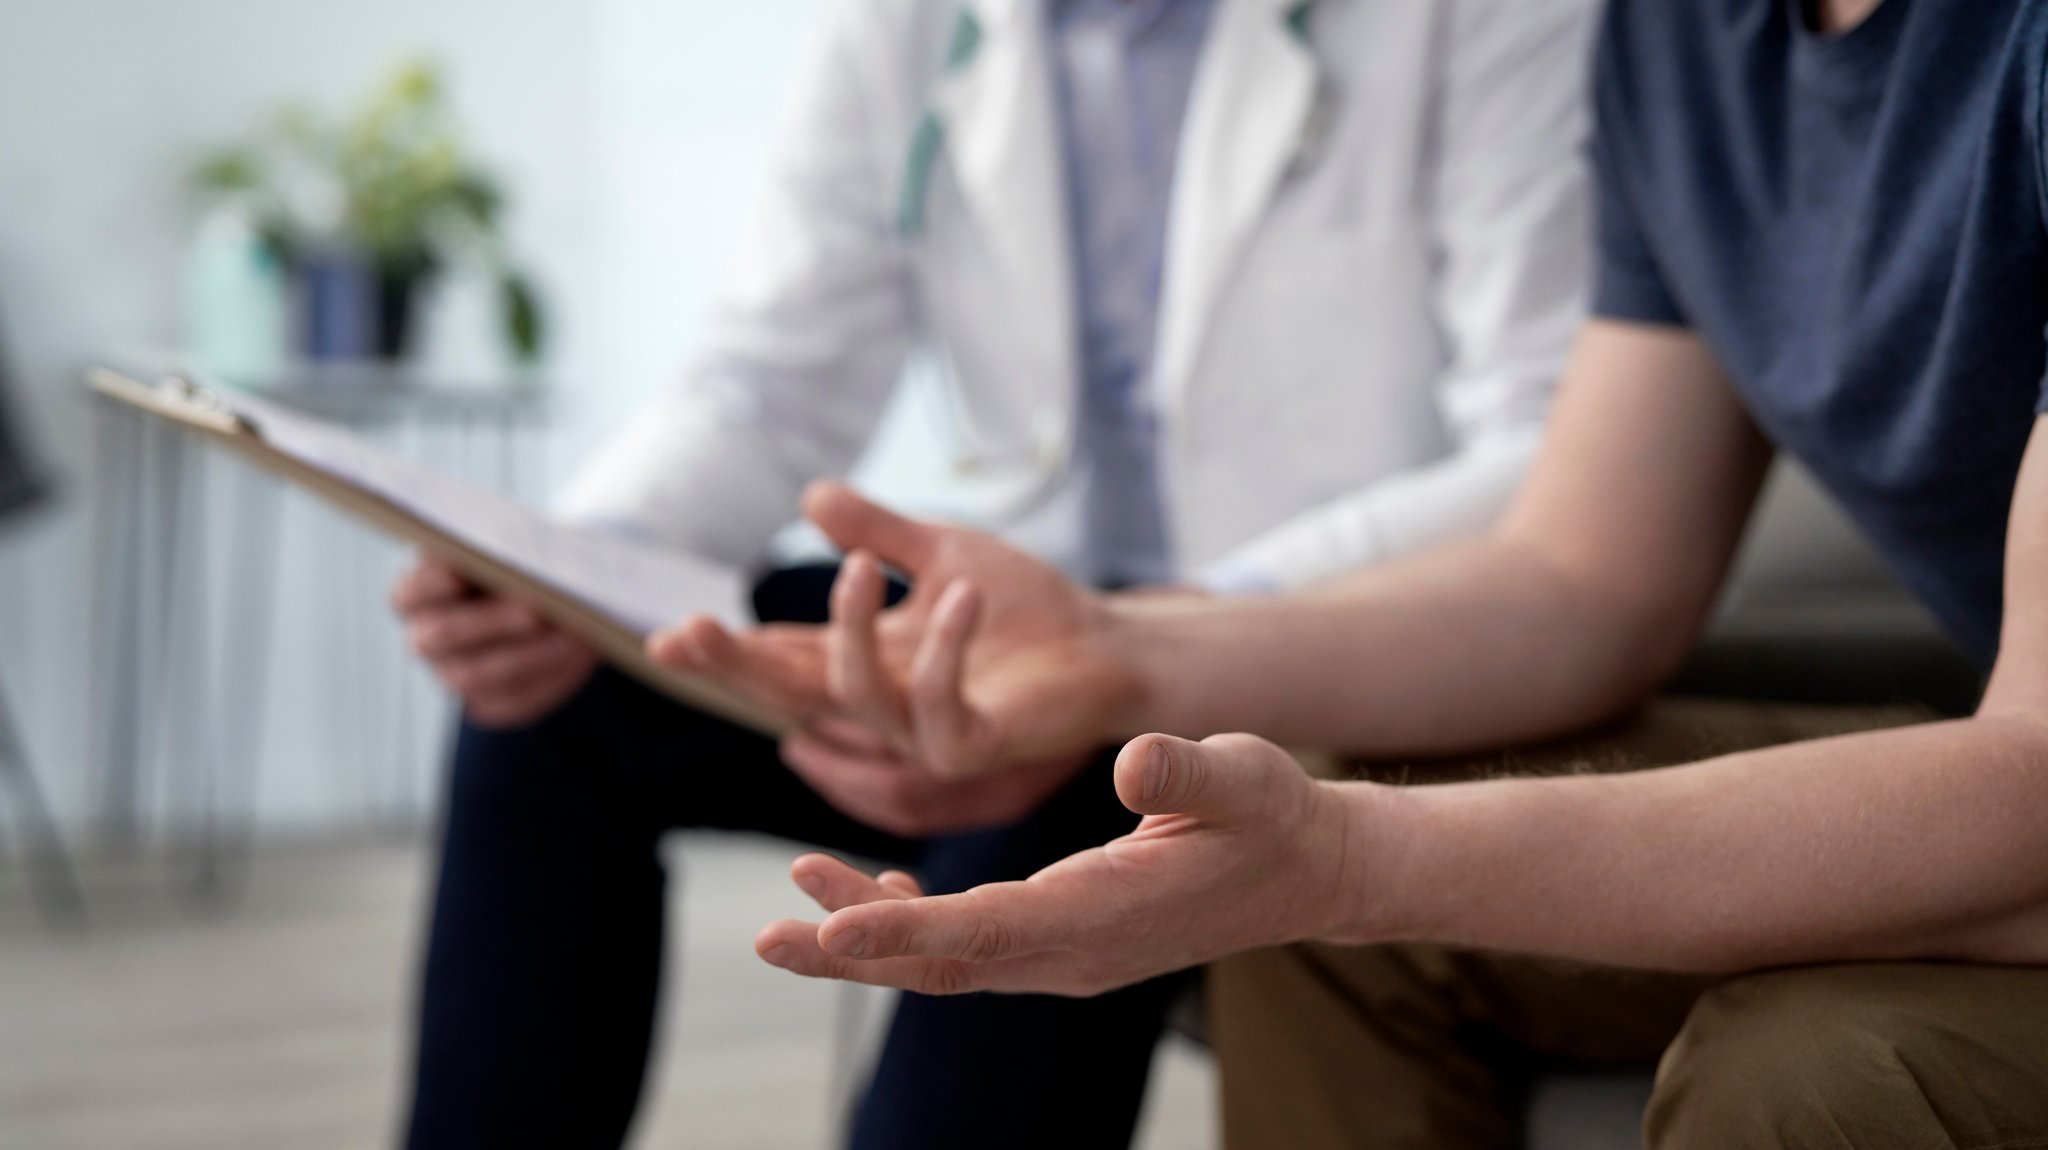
300, 251, 431, 363
300, 251, 377, 362
376, 264, 429, 360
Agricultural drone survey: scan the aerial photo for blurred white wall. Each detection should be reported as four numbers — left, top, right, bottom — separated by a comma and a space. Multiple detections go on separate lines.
581, 0, 820, 466
581, 0, 964, 526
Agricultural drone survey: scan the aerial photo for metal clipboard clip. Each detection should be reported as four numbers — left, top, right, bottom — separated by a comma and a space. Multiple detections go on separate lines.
158, 374, 259, 437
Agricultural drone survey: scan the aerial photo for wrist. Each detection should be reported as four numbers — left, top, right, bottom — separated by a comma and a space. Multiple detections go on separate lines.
1092, 593, 1196, 736
1314, 779, 1427, 946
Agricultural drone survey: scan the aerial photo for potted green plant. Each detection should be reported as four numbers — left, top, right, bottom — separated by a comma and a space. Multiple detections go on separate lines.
191, 59, 544, 365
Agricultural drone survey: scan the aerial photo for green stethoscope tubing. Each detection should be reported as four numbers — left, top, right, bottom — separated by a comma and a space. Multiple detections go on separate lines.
896, 1, 1318, 239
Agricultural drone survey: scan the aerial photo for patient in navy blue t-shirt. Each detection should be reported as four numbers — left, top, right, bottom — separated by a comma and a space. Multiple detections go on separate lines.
1196, 1, 2048, 1139
1593, 0, 2048, 663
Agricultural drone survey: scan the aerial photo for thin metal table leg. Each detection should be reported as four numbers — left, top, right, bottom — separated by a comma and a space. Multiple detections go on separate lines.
88, 399, 148, 848
0, 670, 88, 924
160, 439, 220, 896
390, 419, 420, 823
337, 467, 378, 826
142, 418, 192, 805
194, 457, 282, 897
110, 412, 194, 860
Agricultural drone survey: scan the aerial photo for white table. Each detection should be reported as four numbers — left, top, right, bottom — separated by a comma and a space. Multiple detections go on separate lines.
85, 361, 552, 896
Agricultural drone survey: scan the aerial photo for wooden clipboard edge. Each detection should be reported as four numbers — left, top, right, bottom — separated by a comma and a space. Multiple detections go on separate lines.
89, 368, 792, 738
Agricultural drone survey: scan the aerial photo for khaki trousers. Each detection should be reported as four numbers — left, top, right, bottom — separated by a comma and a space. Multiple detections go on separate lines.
1213, 698, 2048, 1150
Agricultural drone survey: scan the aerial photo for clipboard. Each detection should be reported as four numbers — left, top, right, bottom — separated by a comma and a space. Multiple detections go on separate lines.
90, 366, 790, 736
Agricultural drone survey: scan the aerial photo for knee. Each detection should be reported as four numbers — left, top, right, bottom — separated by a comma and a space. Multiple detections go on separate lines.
1648, 966, 1944, 1149
444, 673, 620, 808
447, 711, 569, 796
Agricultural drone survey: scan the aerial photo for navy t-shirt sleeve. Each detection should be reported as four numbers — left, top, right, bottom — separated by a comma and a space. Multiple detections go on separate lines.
1591, 142, 1686, 325
1588, 2, 1688, 328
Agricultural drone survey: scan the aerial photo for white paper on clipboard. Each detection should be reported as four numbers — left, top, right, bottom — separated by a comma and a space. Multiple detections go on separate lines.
215, 387, 752, 636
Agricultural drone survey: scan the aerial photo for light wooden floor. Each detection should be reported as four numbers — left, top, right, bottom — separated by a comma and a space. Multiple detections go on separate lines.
0, 834, 1216, 1149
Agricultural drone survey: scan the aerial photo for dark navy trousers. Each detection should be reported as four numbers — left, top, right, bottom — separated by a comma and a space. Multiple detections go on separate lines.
401, 568, 1180, 1149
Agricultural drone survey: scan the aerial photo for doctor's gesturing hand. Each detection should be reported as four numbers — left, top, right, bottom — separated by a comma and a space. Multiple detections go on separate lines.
648, 483, 1159, 829
753, 731, 1378, 997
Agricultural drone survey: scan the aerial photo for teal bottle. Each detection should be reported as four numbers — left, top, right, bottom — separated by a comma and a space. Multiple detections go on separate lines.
182, 203, 287, 386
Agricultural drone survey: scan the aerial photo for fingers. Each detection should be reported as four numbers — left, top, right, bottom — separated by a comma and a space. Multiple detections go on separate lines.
446, 631, 595, 728
789, 853, 923, 913
646, 614, 731, 669
803, 715, 897, 758
906, 581, 984, 775
877, 869, 924, 898
391, 558, 473, 614
817, 882, 1067, 964
1113, 732, 1295, 820
442, 630, 585, 698
408, 596, 546, 658
828, 553, 909, 738
802, 481, 937, 574
465, 647, 596, 728
780, 732, 934, 836
648, 616, 831, 714
783, 730, 1089, 838
819, 571, 988, 777
755, 919, 986, 996
650, 619, 818, 672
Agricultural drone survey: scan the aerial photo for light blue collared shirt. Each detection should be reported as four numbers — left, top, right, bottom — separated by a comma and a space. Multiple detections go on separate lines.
1050, 0, 1217, 588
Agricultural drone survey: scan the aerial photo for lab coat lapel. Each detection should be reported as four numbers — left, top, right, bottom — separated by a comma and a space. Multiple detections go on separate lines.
1155, 0, 1321, 411
933, 0, 1078, 431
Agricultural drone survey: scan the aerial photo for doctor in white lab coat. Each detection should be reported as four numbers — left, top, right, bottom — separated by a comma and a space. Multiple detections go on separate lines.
395, 0, 1596, 1147
562, 0, 1589, 591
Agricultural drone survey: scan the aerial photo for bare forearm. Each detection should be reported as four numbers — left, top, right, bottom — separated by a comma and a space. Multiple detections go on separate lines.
1101, 325, 1769, 757
1349, 716, 2048, 970
1104, 535, 1681, 756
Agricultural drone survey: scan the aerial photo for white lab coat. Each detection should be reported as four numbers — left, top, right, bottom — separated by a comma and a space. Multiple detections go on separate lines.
562, 0, 1596, 590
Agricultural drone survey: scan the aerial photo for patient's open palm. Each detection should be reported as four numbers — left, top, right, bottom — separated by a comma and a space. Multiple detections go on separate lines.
754, 733, 1360, 997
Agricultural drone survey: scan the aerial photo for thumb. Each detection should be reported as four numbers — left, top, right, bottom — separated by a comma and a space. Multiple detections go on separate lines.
803, 481, 938, 574
1113, 732, 1294, 820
